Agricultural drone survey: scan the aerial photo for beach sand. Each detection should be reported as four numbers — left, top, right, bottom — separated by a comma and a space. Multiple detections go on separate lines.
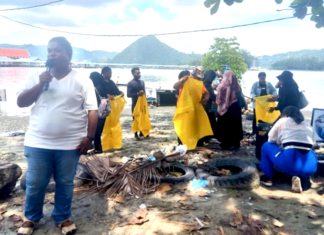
1, 107, 323, 235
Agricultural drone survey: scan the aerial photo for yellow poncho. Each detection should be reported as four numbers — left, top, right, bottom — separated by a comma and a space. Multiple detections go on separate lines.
254, 95, 281, 124
131, 93, 152, 137
173, 77, 213, 150
102, 96, 127, 151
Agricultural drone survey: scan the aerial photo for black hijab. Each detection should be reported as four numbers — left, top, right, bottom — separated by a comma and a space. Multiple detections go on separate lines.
203, 70, 217, 101
276, 71, 300, 112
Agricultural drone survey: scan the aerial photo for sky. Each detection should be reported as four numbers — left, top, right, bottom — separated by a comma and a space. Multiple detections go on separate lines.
0, 0, 323, 56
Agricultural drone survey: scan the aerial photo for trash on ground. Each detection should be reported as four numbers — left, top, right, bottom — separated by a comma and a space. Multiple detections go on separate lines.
175, 145, 187, 156
195, 190, 209, 197
156, 183, 171, 194
191, 179, 208, 189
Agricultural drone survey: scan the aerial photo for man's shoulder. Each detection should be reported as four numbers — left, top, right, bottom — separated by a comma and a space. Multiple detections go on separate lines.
70, 70, 91, 83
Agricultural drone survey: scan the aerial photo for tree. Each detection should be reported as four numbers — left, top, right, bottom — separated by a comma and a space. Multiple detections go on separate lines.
271, 56, 324, 70
240, 49, 256, 68
204, 0, 324, 28
202, 37, 248, 79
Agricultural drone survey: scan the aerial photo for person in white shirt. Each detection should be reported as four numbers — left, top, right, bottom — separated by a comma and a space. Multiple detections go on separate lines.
259, 106, 317, 193
16, 37, 98, 235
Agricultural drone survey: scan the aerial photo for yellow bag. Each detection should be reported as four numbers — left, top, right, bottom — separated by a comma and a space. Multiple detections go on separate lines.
131, 92, 152, 137
254, 95, 281, 125
173, 77, 213, 150
102, 96, 127, 151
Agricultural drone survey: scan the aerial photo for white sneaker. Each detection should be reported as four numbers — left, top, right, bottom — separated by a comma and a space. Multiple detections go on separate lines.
291, 176, 303, 193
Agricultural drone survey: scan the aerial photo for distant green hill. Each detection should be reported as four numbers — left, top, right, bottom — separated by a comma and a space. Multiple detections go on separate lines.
258, 49, 324, 68
0, 43, 118, 62
111, 36, 202, 65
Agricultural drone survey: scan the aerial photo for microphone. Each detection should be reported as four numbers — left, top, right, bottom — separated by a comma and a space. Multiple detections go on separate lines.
44, 59, 56, 91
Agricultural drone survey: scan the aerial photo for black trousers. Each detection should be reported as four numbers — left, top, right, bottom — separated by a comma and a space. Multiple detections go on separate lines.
252, 108, 257, 135
94, 118, 106, 152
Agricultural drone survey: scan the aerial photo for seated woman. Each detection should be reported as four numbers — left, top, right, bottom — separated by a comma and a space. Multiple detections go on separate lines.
260, 106, 317, 193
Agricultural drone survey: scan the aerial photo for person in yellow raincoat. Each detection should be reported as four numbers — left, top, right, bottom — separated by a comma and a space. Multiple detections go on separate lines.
173, 66, 213, 150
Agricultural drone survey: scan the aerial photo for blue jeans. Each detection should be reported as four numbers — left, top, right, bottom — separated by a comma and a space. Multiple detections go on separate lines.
24, 146, 80, 225
260, 142, 318, 178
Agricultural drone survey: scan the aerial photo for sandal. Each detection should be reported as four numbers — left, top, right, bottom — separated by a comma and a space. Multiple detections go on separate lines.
17, 220, 35, 235
58, 219, 77, 235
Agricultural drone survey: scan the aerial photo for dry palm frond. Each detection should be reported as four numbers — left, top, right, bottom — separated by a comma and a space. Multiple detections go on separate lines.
80, 153, 179, 199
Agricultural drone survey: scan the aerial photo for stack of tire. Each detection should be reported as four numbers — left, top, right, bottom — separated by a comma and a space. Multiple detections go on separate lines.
316, 153, 324, 177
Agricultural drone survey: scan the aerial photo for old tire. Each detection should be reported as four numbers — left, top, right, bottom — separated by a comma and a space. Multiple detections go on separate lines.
0, 161, 22, 197
196, 159, 260, 189
152, 164, 195, 184
20, 163, 91, 191
316, 154, 324, 177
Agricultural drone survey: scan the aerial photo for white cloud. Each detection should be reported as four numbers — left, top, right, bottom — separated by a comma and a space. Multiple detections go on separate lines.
0, 0, 323, 56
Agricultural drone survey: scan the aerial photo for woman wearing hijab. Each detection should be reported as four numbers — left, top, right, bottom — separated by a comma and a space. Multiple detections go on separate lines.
216, 70, 243, 149
268, 71, 299, 113
250, 72, 277, 134
260, 106, 317, 193
197, 70, 218, 145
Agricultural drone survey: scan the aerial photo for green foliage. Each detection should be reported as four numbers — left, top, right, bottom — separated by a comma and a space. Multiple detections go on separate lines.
240, 49, 256, 68
112, 36, 202, 65
271, 56, 324, 70
204, 0, 324, 28
202, 37, 248, 79
257, 49, 324, 68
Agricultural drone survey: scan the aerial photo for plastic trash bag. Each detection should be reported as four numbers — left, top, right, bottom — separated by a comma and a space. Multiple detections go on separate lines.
175, 145, 188, 156
131, 92, 152, 137
102, 96, 127, 151
254, 95, 281, 125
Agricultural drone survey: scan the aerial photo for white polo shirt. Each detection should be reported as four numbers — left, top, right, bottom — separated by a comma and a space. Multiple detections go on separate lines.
19, 69, 98, 150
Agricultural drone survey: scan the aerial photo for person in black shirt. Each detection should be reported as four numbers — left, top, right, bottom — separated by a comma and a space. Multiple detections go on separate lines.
268, 71, 299, 114
101, 66, 124, 98
127, 67, 146, 140
91, 67, 124, 153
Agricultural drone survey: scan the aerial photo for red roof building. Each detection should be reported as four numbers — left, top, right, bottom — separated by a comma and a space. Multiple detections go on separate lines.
0, 48, 31, 59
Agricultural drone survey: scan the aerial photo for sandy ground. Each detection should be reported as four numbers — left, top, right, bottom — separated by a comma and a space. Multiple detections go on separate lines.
1, 107, 324, 235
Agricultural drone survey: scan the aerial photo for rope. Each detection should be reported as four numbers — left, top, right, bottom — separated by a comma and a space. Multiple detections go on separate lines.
0, 0, 64, 11
0, 14, 311, 37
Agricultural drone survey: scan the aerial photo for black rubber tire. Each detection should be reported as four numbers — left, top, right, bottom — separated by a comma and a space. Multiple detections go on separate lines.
316, 154, 324, 177
196, 159, 260, 190
20, 163, 90, 191
151, 164, 195, 184
246, 114, 254, 121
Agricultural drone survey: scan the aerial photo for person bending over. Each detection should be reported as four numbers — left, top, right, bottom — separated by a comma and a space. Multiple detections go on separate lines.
260, 106, 317, 193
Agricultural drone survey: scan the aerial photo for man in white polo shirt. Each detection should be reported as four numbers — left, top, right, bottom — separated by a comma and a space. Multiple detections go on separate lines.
16, 37, 98, 235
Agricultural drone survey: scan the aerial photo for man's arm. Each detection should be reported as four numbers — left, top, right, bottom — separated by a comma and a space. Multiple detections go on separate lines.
250, 83, 257, 99
77, 78, 99, 155
17, 71, 53, 107
77, 110, 98, 155
173, 76, 189, 90
127, 82, 137, 98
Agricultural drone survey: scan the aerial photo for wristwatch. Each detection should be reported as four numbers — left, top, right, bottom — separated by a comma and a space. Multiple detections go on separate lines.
87, 136, 95, 141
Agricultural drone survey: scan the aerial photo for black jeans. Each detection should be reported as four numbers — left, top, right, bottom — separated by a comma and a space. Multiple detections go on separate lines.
94, 118, 106, 152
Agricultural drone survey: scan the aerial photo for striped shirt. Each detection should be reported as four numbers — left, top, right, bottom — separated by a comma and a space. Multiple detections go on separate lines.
268, 117, 315, 146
